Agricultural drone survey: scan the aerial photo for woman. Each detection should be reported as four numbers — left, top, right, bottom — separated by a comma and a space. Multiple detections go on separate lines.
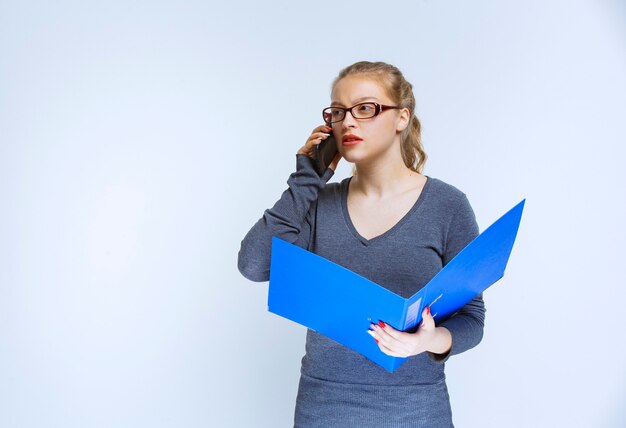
238, 61, 485, 427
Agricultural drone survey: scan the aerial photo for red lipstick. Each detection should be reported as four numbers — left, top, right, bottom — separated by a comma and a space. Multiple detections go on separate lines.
342, 134, 363, 146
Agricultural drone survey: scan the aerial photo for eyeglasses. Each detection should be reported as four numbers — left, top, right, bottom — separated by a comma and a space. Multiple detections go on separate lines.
322, 102, 401, 124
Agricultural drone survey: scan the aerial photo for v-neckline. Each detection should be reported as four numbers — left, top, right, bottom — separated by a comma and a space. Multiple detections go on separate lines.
340, 176, 431, 246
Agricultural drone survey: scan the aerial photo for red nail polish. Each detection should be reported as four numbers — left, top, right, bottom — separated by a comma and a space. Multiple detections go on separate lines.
375, 338, 379, 343
378, 321, 386, 328
425, 307, 431, 316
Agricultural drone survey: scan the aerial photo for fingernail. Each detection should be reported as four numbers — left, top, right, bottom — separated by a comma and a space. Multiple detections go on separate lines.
367, 330, 376, 338
375, 338, 379, 343
378, 321, 386, 328
426, 307, 430, 316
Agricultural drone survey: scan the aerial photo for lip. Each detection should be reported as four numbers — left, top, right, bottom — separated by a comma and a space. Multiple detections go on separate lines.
342, 134, 363, 146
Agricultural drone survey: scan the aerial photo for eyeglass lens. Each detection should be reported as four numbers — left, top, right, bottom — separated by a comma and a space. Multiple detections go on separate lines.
323, 103, 378, 123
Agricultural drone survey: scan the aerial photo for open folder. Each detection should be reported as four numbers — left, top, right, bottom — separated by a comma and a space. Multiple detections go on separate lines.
268, 199, 525, 372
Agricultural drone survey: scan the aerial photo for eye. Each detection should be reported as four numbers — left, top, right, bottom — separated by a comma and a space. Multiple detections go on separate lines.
331, 108, 343, 117
357, 103, 374, 112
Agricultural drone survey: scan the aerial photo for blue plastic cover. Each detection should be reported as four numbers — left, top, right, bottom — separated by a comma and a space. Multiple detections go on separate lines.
268, 199, 525, 371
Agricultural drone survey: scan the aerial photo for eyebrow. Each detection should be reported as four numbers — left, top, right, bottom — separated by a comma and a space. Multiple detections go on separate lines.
330, 96, 379, 107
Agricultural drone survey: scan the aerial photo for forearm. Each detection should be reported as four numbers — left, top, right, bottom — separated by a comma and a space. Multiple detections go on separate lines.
429, 194, 485, 361
429, 294, 486, 362
237, 154, 332, 282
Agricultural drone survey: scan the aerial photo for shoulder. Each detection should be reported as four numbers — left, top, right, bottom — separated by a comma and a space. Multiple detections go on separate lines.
425, 178, 479, 260
317, 176, 348, 200
424, 177, 473, 214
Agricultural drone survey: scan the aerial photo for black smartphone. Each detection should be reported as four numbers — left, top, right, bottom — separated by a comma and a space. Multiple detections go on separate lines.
313, 126, 338, 176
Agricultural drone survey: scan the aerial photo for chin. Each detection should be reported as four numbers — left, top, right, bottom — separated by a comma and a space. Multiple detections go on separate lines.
341, 148, 373, 165
339, 153, 360, 165
340, 144, 363, 159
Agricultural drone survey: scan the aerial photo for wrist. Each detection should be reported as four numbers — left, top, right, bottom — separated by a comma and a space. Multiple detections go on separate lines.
427, 327, 452, 355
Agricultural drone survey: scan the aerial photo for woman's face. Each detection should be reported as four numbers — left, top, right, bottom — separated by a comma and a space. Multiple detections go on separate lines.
330, 75, 409, 165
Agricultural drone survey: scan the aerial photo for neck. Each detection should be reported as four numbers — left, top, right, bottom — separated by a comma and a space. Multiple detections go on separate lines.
352, 148, 420, 198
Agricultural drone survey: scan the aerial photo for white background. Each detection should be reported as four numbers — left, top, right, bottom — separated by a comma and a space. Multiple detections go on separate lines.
1, 0, 625, 427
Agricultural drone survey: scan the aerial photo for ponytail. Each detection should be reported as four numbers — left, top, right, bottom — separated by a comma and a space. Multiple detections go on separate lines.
401, 116, 427, 173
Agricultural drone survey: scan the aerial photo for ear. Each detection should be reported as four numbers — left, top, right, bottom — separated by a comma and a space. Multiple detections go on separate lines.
396, 108, 411, 132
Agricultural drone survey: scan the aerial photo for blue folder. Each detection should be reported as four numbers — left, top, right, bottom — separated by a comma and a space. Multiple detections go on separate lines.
268, 199, 525, 372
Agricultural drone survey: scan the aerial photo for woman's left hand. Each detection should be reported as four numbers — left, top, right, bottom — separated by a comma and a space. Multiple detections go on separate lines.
369, 307, 452, 358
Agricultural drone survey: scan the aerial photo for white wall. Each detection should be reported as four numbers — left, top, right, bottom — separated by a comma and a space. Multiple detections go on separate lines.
1, 0, 624, 427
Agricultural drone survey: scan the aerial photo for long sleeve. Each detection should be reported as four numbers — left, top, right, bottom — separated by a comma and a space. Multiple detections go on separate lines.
430, 194, 486, 363
237, 154, 334, 282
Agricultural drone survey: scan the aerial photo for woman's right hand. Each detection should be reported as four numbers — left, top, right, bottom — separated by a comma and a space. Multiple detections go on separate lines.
297, 125, 342, 171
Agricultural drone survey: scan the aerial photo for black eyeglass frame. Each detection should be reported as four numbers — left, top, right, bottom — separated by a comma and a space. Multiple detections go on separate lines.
322, 102, 402, 124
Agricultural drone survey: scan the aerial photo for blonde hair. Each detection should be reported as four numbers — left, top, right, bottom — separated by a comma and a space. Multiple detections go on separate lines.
331, 61, 427, 173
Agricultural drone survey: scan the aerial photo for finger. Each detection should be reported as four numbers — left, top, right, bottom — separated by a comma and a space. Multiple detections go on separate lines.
297, 140, 320, 156
314, 124, 333, 133
306, 134, 329, 147
368, 329, 395, 354
371, 323, 402, 348
376, 340, 408, 358
370, 328, 415, 357
310, 132, 330, 140
305, 139, 321, 148
302, 138, 323, 153
371, 323, 421, 356
372, 321, 403, 340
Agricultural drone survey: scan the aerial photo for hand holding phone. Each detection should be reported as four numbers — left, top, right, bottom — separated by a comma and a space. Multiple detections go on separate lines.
313, 124, 338, 176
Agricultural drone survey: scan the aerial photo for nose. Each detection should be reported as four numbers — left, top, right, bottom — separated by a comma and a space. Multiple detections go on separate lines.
341, 109, 357, 129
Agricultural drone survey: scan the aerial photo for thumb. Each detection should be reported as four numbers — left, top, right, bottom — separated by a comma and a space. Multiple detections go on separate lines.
329, 152, 342, 171
420, 306, 435, 330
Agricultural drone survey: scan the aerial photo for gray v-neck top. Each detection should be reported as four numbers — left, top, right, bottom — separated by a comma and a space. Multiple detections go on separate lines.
340, 175, 428, 246
238, 154, 485, 386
